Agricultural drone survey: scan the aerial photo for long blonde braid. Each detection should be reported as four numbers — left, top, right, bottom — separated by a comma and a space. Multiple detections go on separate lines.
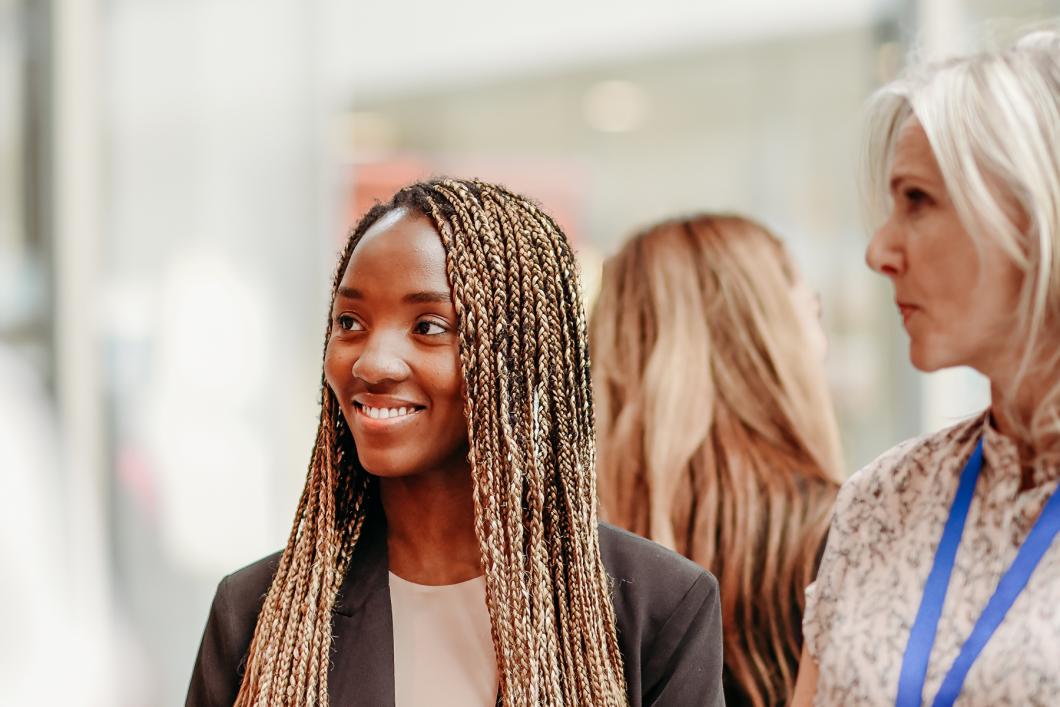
234, 178, 627, 706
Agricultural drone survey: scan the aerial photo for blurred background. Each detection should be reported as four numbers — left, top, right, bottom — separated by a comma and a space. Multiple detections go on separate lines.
2, 0, 1057, 704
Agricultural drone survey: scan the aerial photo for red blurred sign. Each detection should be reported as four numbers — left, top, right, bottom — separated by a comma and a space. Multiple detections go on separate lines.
341, 154, 587, 245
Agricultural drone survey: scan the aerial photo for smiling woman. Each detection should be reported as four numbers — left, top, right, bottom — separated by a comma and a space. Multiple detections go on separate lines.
185, 178, 724, 707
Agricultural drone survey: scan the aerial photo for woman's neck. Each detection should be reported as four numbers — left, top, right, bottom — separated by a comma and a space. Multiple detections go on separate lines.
984, 330, 1060, 441
989, 382, 1030, 442
380, 464, 481, 585
988, 357, 1056, 476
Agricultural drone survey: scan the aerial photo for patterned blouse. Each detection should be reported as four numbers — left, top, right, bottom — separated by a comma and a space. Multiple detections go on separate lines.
803, 411, 1060, 706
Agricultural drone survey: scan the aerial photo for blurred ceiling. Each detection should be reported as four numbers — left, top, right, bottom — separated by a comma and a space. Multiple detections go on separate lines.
319, 0, 884, 100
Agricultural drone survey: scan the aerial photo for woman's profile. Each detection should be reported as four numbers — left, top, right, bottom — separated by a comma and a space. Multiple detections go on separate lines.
793, 30, 1060, 706
185, 178, 724, 707
591, 214, 843, 706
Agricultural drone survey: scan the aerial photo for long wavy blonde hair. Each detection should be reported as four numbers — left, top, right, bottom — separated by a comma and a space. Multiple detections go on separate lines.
234, 179, 627, 706
591, 214, 842, 707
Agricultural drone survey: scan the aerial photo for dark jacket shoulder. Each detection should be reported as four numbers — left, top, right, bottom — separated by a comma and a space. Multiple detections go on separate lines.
214, 550, 283, 645
599, 523, 724, 706
224, 550, 282, 607
599, 521, 712, 597
184, 552, 281, 707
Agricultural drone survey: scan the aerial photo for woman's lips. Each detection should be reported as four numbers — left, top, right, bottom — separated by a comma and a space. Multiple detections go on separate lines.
352, 401, 425, 432
897, 303, 918, 326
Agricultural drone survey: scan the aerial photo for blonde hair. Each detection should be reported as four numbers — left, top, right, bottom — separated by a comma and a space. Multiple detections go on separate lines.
864, 29, 1060, 450
591, 215, 842, 707
234, 179, 627, 706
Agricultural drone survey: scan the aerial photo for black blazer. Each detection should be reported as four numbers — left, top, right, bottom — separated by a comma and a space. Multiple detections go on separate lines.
186, 522, 724, 706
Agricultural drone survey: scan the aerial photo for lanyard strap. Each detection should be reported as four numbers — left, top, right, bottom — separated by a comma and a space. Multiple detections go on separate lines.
896, 439, 984, 707
896, 437, 1060, 707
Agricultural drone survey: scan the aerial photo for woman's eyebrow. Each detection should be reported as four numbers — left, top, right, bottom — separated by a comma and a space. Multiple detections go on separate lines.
336, 286, 361, 299
334, 286, 450, 303
404, 291, 452, 304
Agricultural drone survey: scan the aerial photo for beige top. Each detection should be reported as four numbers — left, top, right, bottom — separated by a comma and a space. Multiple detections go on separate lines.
389, 572, 498, 707
804, 412, 1060, 706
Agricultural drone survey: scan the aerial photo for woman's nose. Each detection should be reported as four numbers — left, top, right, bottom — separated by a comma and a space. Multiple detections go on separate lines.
351, 334, 411, 385
866, 217, 905, 278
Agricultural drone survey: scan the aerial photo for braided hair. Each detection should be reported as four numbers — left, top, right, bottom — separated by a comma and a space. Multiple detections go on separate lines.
234, 178, 628, 706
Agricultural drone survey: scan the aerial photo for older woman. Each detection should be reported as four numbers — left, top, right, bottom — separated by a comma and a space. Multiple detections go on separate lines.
792, 31, 1060, 706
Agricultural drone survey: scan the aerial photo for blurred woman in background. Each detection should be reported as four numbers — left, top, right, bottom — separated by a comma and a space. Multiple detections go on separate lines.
794, 30, 1060, 706
591, 214, 844, 707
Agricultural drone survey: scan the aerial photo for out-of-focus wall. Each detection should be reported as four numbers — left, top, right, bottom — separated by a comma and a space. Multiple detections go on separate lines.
99, 1, 337, 702
342, 26, 906, 471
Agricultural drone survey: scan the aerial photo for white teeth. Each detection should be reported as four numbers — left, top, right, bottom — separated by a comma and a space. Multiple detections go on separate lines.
360, 405, 417, 420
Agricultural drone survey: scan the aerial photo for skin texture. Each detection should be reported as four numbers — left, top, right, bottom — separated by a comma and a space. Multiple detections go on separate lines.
790, 276, 827, 362
791, 646, 818, 706
324, 207, 480, 585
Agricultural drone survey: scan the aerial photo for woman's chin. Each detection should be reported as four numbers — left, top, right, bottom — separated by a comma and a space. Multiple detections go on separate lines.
908, 341, 959, 373
357, 452, 421, 479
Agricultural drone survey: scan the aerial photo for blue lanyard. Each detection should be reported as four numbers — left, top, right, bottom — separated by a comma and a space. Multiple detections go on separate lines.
896, 437, 1060, 707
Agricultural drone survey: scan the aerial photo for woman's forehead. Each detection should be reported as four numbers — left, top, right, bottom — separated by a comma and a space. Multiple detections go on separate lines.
341, 209, 449, 291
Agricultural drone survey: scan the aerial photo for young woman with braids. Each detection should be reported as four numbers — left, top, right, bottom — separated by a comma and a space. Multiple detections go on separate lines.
590, 215, 843, 707
185, 178, 724, 707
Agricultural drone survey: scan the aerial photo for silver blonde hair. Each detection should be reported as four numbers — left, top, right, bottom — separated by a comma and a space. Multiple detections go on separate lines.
863, 29, 1060, 449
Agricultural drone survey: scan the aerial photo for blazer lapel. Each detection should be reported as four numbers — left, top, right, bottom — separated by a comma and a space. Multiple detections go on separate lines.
329, 518, 396, 706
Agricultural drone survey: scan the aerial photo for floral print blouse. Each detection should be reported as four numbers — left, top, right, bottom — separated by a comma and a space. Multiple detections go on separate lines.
803, 411, 1060, 706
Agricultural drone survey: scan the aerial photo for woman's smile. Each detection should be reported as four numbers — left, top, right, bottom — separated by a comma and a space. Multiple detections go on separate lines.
352, 394, 427, 431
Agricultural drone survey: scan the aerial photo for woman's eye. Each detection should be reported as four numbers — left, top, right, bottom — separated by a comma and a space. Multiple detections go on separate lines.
904, 187, 930, 207
413, 320, 448, 336
337, 315, 362, 332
